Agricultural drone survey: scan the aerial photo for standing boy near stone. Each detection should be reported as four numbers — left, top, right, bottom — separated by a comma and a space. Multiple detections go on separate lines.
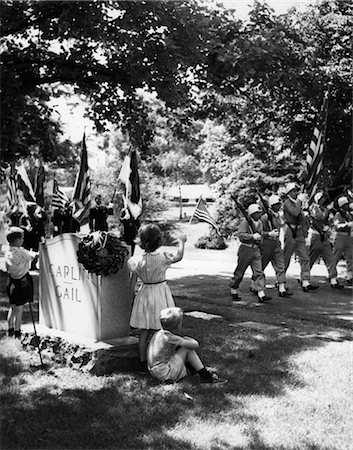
5, 227, 38, 339
283, 183, 318, 292
308, 192, 343, 289
230, 203, 272, 303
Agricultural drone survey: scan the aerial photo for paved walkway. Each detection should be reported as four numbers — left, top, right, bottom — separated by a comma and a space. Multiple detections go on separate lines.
1, 222, 352, 330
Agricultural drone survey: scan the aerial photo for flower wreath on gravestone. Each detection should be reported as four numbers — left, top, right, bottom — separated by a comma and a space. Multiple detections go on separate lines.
77, 231, 129, 276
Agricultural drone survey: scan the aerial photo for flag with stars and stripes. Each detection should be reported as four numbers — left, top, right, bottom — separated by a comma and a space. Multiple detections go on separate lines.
189, 196, 220, 234
306, 91, 329, 203
17, 163, 36, 203
52, 179, 69, 210
72, 133, 91, 224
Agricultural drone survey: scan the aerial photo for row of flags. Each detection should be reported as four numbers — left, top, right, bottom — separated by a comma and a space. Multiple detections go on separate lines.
4, 133, 143, 226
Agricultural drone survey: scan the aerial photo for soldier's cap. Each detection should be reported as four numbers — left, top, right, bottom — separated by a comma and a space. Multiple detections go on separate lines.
268, 194, 281, 207
284, 182, 297, 195
247, 203, 262, 216
314, 192, 324, 203
338, 196, 349, 208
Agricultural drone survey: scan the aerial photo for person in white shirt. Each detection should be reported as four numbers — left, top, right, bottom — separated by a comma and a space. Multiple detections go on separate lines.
5, 227, 38, 339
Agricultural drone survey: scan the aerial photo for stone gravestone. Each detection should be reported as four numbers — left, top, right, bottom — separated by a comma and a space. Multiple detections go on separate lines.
39, 233, 133, 342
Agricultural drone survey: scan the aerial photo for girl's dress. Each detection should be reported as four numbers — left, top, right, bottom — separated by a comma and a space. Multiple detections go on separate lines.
128, 250, 175, 330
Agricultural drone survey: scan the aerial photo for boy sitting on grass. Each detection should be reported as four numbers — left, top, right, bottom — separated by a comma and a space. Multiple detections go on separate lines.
5, 226, 38, 339
147, 307, 227, 385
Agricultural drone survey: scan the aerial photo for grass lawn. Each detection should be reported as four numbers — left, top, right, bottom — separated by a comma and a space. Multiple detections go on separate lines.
1, 272, 352, 450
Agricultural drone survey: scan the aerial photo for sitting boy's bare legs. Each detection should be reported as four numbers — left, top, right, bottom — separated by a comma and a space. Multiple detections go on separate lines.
177, 347, 204, 371
177, 347, 228, 384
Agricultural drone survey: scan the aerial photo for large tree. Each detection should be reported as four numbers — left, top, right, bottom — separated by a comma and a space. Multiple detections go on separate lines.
0, 0, 232, 163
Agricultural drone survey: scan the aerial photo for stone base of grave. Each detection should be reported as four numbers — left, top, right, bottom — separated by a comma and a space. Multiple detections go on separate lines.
20, 324, 139, 375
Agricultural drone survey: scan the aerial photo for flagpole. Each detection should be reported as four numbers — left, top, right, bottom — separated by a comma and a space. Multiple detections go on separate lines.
189, 195, 203, 225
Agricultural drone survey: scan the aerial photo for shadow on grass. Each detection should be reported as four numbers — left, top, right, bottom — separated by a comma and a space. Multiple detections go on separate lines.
1, 271, 350, 449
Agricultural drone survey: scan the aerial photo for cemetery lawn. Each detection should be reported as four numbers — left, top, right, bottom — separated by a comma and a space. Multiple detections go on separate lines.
1, 278, 352, 450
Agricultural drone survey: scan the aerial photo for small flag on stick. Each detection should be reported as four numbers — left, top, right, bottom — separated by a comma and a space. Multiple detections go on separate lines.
72, 133, 91, 224
118, 150, 142, 219
306, 90, 329, 203
52, 179, 69, 210
17, 164, 36, 203
189, 196, 220, 234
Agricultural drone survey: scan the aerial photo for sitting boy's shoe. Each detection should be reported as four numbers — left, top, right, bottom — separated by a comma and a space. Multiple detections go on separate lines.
14, 330, 21, 339
201, 373, 228, 385
137, 361, 149, 374
8, 328, 15, 337
230, 292, 241, 301
258, 295, 271, 303
346, 279, 353, 286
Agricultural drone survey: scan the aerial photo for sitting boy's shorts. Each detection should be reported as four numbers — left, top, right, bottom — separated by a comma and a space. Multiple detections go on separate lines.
7, 273, 34, 306
149, 353, 187, 382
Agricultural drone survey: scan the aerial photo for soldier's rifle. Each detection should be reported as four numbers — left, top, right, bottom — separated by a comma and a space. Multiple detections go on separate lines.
256, 188, 274, 230
230, 195, 255, 234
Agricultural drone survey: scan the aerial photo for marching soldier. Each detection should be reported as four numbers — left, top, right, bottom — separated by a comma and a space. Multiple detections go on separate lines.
260, 195, 293, 297
331, 196, 353, 285
283, 183, 318, 292
308, 192, 343, 289
230, 203, 272, 303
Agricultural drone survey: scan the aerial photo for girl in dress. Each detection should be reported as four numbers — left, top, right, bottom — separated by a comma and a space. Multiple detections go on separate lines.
128, 224, 187, 372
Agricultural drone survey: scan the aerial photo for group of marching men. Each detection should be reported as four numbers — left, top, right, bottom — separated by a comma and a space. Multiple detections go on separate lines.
230, 182, 353, 302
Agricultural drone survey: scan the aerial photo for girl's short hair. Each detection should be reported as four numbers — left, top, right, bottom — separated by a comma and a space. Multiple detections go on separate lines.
160, 307, 183, 331
6, 226, 24, 244
137, 224, 162, 252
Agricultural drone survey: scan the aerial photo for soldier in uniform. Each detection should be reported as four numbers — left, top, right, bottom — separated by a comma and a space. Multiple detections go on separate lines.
259, 194, 293, 297
331, 196, 353, 285
230, 203, 272, 303
308, 192, 343, 289
283, 182, 318, 292
89, 195, 114, 232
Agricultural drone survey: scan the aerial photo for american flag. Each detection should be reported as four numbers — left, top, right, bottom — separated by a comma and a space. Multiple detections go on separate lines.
118, 150, 142, 219
52, 179, 69, 209
6, 172, 18, 212
306, 91, 329, 203
17, 164, 36, 203
72, 133, 91, 224
189, 197, 220, 234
